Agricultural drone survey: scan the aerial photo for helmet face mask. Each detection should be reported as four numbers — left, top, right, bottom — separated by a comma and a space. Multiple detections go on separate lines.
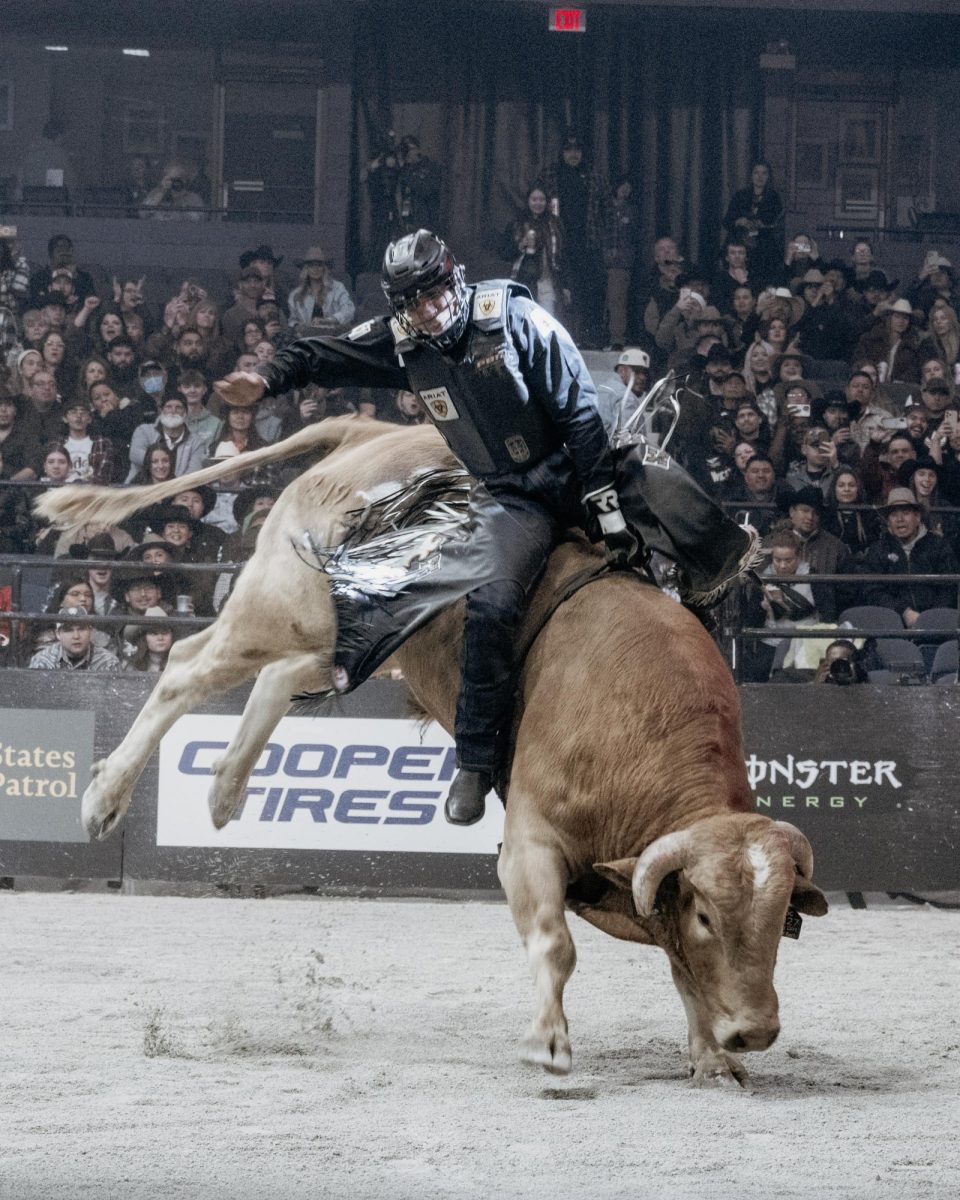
382, 230, 469, 349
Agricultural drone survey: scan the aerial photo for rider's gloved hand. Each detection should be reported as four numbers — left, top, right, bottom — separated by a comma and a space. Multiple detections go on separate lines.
582, 485, 640, 567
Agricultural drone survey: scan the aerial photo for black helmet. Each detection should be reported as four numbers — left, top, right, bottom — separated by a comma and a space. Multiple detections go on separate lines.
381, 229, 468, 349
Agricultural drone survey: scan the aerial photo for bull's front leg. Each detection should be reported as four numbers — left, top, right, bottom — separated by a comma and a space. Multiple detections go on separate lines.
673, 968, 749, 1089
498, 837, 576, 1075
208, 653, 326, 828
83, 626, 270, 840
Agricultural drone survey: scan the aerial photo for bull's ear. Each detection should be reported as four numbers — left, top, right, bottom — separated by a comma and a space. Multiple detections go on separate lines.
592, 858, 639, 892
791, 875, 829, 916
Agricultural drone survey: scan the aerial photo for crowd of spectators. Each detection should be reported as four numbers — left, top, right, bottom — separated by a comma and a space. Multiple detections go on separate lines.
2, 146, 960, 681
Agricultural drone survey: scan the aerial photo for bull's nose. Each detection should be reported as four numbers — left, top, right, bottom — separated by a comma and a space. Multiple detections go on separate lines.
722, 1024, 779, 1053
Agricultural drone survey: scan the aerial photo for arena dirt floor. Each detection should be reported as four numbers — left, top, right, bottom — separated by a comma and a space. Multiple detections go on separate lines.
1, 892, 958, 1200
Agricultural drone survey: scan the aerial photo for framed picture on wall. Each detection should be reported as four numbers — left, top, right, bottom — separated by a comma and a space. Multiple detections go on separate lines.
796, 140, 829, 189
0, 81, 13, 132
835, 166, 879, 221
841, 115, 880, 165
121, 102, 165, 157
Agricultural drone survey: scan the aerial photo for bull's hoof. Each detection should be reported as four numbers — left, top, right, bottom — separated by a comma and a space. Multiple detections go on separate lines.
208, 784, 244, 830
521, 1031, 572, 1076
690, 1051, 749, 1089
81, 771, 128, 841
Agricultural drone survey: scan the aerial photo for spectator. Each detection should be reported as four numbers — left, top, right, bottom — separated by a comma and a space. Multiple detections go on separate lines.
0, 227, 29, 313
897, 456, 960, 549
104, 337, 141, 399
21, 309, 48, 350
177, 369, 220, 445
855, 298, 922, 384
0, 393, 42, 479
783, 233, 826, 290
390, 389, 428, 426
543, 132, 607, 347
170, 485, 227, 560
846, 239, 879, 293
919, 300, 960, 375
128, 443, 176, 487
505, 183, 567, 319
860, 487, 960, 624
812, 391, 861, 470
21, 368, 63, 442
139, 162, 206, 221
121, 606, 177, 673
38, 329, 71, 396
66, 531, 123, 618
785, 425, 838, 497
728, 285, 760, 353
741, 530, 818, 683
62, 397, 112, 484
238, 245, 284, 307
722, 162, 784, 284
221, 268, 267, 345
126, 395, 209, 483
732, 397, 770, 454
641, 236, 684, 340
171, 327, 212, 375
209, 398, 269, 459
237, 318, 268, 358
780, 485, 853, 620
88, 380, 140, 470
193, 300, 233, 379
94, 307, 125, 354
285, 246, 356, 331
813, 639, 868, 685
712, 239, 752, 315
397, 135, 443, 234
0, 447, 32, 552
28, 235, 95, 308
905, 250, 958, 317
603, 177, 640, 351
28, 606, 119, 672
792, 270, 850, 362
15, 348, 44, 392
38, 442, 71, 484
731, 452, 784, 537
822, 468, 879, 562
220, 485, 281, 570
142, 501, 216, 614
861, 430, 917, 504
76, 355, 109, 398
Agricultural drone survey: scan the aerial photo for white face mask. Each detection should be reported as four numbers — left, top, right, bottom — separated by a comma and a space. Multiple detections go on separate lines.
159, 413, 185, 430
142, 375, 165, 395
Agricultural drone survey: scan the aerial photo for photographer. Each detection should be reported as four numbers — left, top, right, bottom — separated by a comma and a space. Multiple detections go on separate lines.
814, 639, 868, 685
793, 269, 851, 362
139, 163, 205, 223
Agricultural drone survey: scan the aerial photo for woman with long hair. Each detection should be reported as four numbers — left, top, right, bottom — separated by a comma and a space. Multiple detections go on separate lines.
504, 182, 567, 319
722, 161, 784, 285
921, 300, 960, 372
38, 328, 71, 393
287, 247, 356, 333
210, 401, 268, 459
76, 355, 109, 399
93, 308, 125, 357
129, 443, 176, 487
121, 607, 177, 673
822, 467, 880, 561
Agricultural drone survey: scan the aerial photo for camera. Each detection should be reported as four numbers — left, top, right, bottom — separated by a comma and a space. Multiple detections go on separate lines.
827, 657, 855, 685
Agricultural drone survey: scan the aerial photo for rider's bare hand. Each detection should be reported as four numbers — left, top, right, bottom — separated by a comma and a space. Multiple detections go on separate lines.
213, 372, 266, 408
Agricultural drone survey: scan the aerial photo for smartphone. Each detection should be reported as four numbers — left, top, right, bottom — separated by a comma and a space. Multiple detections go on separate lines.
788, 403, 811, 418
879, 416, 909, 430
0, 224, 16, 239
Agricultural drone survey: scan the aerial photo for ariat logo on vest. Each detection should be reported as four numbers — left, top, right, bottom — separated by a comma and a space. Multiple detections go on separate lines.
473, 287, 503, 322
504, 435, 530, 463
419, 386, 460, 422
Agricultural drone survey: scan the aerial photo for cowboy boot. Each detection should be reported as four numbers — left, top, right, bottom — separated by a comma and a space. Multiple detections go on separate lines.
444, 768, 492, 826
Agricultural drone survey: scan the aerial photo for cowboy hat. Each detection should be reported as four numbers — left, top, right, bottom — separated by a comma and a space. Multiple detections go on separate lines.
757, 287, 805, 326
880, 487, 922, 513
885, 298, 914, 318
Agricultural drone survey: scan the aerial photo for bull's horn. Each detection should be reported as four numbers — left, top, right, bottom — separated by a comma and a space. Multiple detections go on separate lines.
774, 821, 814, 879
632, 829, 693, 918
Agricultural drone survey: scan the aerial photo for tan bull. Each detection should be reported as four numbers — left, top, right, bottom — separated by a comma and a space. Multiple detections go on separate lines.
36, 416, 827, 1086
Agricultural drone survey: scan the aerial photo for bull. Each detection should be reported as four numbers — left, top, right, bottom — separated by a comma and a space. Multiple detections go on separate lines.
36, 416, 827, 1086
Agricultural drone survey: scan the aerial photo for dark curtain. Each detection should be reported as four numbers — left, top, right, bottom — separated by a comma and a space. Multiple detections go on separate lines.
348, 4, 763, 277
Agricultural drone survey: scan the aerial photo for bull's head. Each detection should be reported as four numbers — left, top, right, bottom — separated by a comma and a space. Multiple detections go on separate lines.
593, 815, 827, 1070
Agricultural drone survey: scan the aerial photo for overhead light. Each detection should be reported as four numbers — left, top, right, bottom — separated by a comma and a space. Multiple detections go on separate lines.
122, 48, 150, 57
45, 46, 69, 52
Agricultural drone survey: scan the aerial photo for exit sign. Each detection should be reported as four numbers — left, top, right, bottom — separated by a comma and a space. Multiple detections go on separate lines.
549, 7, 586, 32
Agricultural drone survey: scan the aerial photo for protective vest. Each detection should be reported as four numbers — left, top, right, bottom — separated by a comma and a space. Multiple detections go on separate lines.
398, 281, 564, 478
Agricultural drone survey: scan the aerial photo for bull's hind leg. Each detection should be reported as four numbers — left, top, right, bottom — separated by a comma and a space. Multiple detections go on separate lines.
82, 625, 278, 840
208, 653, 325, 829
498, 837, 576, 1075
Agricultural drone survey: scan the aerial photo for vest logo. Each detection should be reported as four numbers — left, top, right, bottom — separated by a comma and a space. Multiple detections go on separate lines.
504, 435, 530, 463
473, 287, 503, 323
642, 444, 671, 470
346, 319, 376, 341
419, 386, 460, 422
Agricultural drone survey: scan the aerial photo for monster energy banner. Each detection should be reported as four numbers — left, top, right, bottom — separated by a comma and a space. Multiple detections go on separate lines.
740, 687, 960, 891
0, 675, 958, 891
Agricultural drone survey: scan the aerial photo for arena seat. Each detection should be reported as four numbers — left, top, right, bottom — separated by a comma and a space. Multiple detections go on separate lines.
838, 605, 903, 632
912, 607, 959, 673
930, 639, 959, 683
20, 185, 70, 215
876, 638, 926, 676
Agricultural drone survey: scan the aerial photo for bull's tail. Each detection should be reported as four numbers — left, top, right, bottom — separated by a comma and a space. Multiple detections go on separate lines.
33, 415, 387, 531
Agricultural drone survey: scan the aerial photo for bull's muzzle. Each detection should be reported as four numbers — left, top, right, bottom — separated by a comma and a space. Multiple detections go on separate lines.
715, 1017, 780, 1053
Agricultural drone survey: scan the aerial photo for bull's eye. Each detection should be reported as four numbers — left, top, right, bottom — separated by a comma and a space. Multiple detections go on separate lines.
697, 913, 711, 929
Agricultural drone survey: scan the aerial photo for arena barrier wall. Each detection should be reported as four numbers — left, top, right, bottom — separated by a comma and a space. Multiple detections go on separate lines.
0, 671, 958, 893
